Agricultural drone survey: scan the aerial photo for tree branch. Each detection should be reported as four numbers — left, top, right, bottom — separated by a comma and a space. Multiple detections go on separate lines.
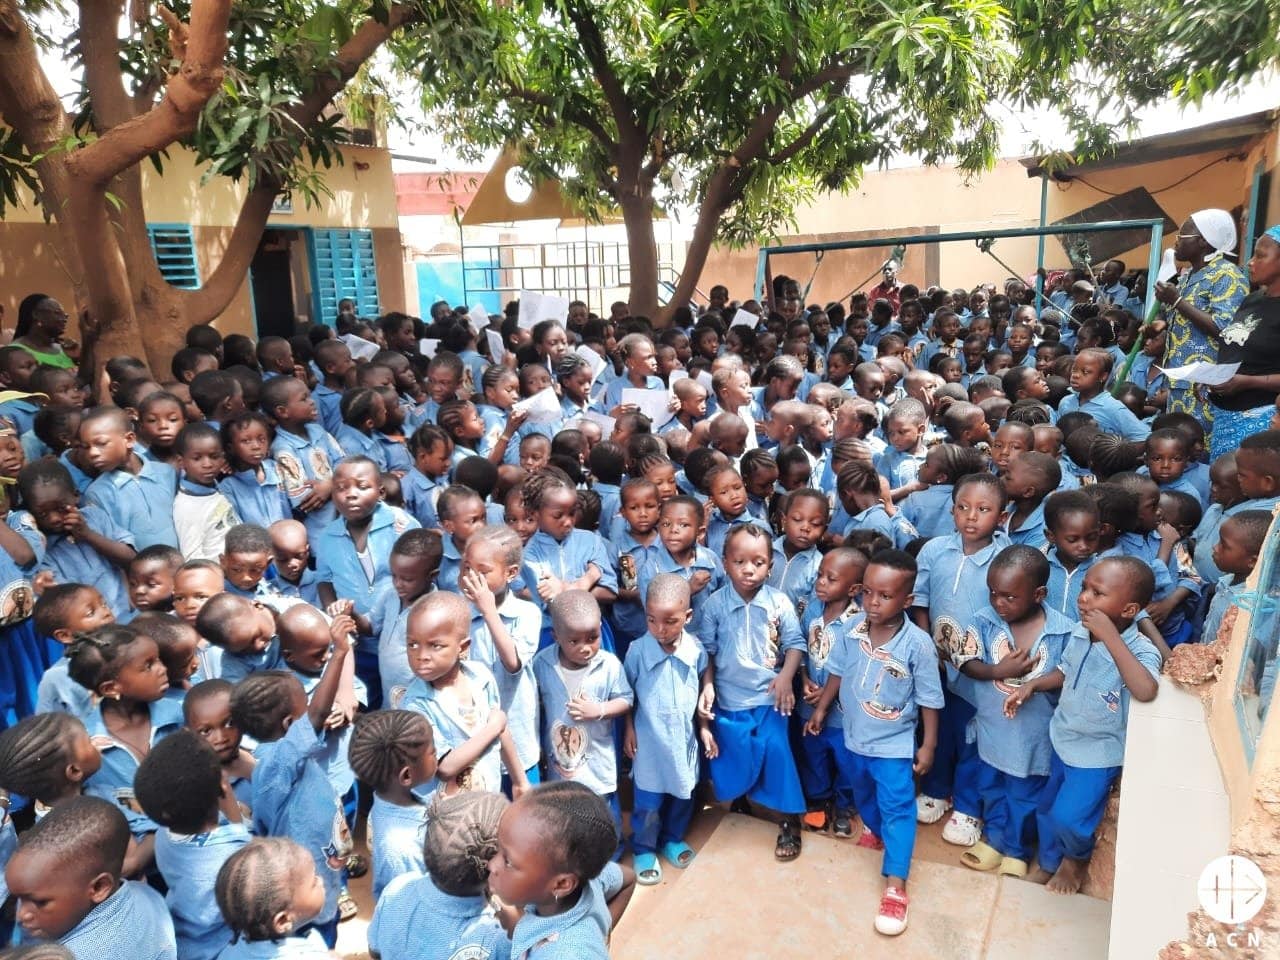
78, 0, 141, 131
504, 83, 617, 156
67, 0, 232, 187
765, 104, 837, 165
560, 1, 640, 156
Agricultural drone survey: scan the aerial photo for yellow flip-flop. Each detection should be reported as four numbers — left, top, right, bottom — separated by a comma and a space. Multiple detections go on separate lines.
960, 840, 1003, 871
998, 857, 1029, 878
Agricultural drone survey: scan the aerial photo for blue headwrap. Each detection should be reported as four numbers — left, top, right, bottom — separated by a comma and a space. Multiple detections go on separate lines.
1265, 224, 1280, 246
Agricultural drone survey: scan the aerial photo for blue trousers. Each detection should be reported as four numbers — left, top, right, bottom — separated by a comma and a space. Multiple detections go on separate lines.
305, 916, 339, 949
501, 763, 542, 798
354, 643, 383, 712
839, 750, 916, 880
794, 720, 855, 810
1036, 750, 1119, 873
976, 759, 1048, 861
708, 706, 806, 815
631, 788, 695, 856
604, 791, 624, 862
919, 688, 981, 816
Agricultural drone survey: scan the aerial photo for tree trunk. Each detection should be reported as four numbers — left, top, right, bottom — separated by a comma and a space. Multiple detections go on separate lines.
620, 192, 660, 320
655, 166, 738, 326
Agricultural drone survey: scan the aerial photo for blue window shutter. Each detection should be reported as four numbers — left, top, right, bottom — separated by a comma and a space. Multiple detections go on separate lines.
308, 228, 380, 325
146, 224, 201, 289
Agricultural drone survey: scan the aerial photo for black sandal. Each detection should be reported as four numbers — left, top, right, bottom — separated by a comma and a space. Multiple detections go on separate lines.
774, 818, 802, 861
833, 810, 854, 838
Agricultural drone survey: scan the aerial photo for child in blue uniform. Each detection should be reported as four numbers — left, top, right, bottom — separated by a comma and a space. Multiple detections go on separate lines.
334, 387, 389, 469
229, 628, 353, 947
81, 406, 180, 550
1007, 556, 1160, 894
697, 523, 807, 862
1044, 491, 1102, 618
368, 529, 441, 708
33, 584, 116, 718
487, 782, 636, 960
182, 679, 256, 816
623, 574, 713, 884
1000, 451, 1059, 549
267, 519, 320, 604
311, 339, 355, 437
219, 413, 293, 530
369, 790, 512, 960
768, 487, 828, 619
952, 546, 1073, 877
610, 478, 666, 653
898, 444, 984, 539
213, 837, 335, 959
459, 525, 544, 788
5, 796, 177, 959
797, 547, 866, 837
435, 484, 488, 594
262, 378, 343, 541
806, 549, 943, 937
531, 591, 632, 831
401, 592, 527, 799
639, 496, 724, 629
704, 464, 754, 557
911, 472, 1011, 846
1201, 511, 1270, 646
401, 424, 453, 531
347, 709, 438, 901
194, 593, 287, 683
134, 729, 251, 960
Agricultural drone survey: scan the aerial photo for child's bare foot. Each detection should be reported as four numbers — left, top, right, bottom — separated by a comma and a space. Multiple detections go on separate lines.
1025, 866, 1053, 885
1045, 858, 1085, 895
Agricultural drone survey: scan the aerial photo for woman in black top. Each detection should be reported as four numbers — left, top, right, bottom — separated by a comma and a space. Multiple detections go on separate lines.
1207, 227, 1280, 458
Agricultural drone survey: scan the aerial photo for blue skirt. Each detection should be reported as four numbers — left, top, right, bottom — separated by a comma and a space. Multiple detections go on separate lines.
1210, 403, 1275, 461
0, 619, 47, 726
709, 706, 805, 814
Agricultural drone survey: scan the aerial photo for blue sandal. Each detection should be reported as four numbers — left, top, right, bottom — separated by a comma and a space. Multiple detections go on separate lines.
660, 841, 696, 869
635, 852, 663, 885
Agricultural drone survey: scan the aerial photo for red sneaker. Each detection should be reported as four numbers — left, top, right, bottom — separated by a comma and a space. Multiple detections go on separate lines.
875, 886, 909, 936
856, 828, 884, 851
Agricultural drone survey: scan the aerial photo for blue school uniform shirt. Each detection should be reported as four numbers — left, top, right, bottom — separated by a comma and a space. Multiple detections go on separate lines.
611, 530, 667, 641
271, 568, 320, 606
957, 605, 1073, 778
841, 502, 916, 550
520, 529, 618, 615
898, 483, 955, 539
1044, 548, 1099, 619
402, 660, 504, 795
1005, 500, 1049, 549
11, 505, 135, 617
36, 655, 95, 718
271, 424, 343, 540
623, 631, 707, 798
216, 930, 332, 959
638, 545, 725, 630
295, 667, 366, 797
59, 452, 91, 494
916, 338, 960, 372
401, 467, 445, 530
768, 537, 821, 620
314, 502, 419, 623
53, 879, 177, 960
1050, 623, 1160, 769
436, 534, 465, 594
600, 374, 664, 413
84, 458, 179, 550
376, 432, 413, 472
1055, 390, 1150, 441
369, 871, 510, 960
0, 397, 39, 435
798, 600, 861, 730
371, 587, 415, 707
154, 822, 251, 960
531, 646, 632, 794
369, 794, 430, 901
826, 614, 945, 759
469, 591, 543, 771
1123, 353, 1167, 399
593, 481, 622, 534
1116, 530, 1176, 603
218, 461, 292, 530
875, 446, 925, 490
313, 383, 344, 437
251, 718, 349, 927
1202, 574, 1244, 646
509, 861, 624, 960
705, 508, 754, 558
84, 696, 184, 837
695, 582, 803, 712
334, 423, 388, 470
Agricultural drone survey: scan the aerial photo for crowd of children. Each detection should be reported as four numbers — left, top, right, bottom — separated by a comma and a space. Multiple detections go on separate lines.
0, 271, 1277, 957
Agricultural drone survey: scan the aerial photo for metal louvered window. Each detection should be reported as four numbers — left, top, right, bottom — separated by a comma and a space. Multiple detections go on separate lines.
308, 228, 380, 325
147, 224, 201, 289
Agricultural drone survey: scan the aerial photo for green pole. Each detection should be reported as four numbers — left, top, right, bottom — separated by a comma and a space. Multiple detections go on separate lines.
1112, 222, 1166, 395
1035, 174, 1048, 313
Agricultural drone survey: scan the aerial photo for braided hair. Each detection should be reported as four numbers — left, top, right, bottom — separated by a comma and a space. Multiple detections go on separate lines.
481, 364, 517, 394
517, 782, 619, 885
348, 710, 434, 792
521, 470, 575, 513
229, 670, 302, 742
425, 790, 509, 896
0, 713, 88, 803
215, 837, 309, 942
66, 623, 146, 694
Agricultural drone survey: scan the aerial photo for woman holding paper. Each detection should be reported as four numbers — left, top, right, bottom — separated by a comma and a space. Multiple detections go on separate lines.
1152, 209, 1249, 431
1204, 226, 1280, 458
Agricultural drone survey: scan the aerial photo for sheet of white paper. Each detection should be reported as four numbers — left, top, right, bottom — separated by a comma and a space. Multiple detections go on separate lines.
467, 304, 488, 334
668, 368, 689, 388
485, 329, 506, 365
517, 290, 570, 330
622, 387, 673, 428
730, 308, 758, 329
339, 334, 379, 362
696, 371, 715, 394
574, 344, 608, 384
418, 338, 440, 359
582, 410, 617, 436
512, 387, 562, 424
1157, 361, 1241, 386
1157, 248, 1178, 284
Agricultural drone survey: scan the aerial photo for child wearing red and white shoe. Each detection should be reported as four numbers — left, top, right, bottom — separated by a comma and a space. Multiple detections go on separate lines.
805, 549, 943, 936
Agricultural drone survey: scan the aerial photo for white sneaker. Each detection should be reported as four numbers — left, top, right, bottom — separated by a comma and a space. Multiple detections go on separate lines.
942, 812, 983, 847
875, 886, 909, 936
916, 794, 952, 824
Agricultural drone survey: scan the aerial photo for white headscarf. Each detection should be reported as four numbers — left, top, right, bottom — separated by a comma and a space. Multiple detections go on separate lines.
1190, 209, 1237, 256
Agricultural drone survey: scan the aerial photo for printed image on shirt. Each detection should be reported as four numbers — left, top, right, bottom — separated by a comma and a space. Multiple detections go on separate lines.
1100, 689, 1122, 713
277, 453, 307, 498
309, 448, 333, 480
988, 630, 1045, 695
323, 799, 354, 870
619, 554, 637, 592
934, 616, 970, 661
550, 720, 587, 776
0, 577, 33, 625
808, 621, 834, 667
762, 615, 780, 667
857, 633, 910, 721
